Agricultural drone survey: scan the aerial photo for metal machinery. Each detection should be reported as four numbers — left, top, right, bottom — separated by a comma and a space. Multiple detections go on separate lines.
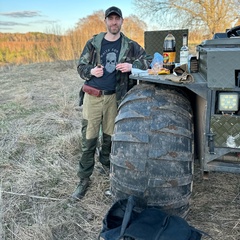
110, 26, 240, 216
140, 25, 240, 175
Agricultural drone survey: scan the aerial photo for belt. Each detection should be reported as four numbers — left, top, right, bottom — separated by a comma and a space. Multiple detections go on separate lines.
101, 90, 116, 95
82, 84, 116, 97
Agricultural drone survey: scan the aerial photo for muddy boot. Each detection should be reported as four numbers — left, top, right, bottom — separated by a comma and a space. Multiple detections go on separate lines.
71, 178, 90, 200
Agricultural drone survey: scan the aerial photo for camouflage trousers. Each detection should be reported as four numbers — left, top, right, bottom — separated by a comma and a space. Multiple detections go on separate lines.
77, 92, 118, 179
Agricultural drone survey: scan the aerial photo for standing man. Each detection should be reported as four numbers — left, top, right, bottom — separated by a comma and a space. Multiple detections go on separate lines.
72, 6, 151, 199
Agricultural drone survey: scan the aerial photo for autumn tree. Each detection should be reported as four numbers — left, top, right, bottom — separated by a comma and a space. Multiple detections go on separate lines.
133, 0, 239, 37
75, 10, 106, 45
122, 14, 147, 47
73, 11, 147, 51
0, 11, 148, 65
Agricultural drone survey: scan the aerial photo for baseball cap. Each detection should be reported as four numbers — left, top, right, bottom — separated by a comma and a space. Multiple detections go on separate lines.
105, 6, 123, 18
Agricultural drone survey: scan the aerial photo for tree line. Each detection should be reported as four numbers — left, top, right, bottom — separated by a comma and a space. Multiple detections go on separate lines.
0, 1, 239, 66
0, 11, 148, 66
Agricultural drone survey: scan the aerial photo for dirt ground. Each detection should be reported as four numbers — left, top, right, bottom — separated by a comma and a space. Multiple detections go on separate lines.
0, 61, 239, 240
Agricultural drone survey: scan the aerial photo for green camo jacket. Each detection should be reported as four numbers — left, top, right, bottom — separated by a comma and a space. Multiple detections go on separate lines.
77, 32, 152, 105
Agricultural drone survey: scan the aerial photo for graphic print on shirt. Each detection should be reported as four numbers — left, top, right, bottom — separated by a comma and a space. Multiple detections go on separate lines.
105, 52, 117, 73
88, 37, 121, 91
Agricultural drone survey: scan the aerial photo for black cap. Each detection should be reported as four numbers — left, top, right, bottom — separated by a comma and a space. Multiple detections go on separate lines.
105, 6, 122, 18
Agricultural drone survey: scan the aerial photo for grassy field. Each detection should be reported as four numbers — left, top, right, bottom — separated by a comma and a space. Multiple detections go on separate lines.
0, 61, 239, 239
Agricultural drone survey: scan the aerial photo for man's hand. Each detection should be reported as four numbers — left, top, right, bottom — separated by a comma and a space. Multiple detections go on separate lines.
90, 65, 104, 78
116, 63, 132, 73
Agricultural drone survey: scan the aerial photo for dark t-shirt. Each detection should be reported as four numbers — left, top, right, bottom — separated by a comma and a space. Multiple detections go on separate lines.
87, 36, 121, 91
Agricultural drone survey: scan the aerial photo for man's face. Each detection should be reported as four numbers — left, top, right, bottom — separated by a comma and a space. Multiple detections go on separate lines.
105, 14, 123, 35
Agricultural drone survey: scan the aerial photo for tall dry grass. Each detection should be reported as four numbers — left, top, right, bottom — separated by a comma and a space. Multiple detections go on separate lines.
0, 61, 239, 240
0, 61, 111, 239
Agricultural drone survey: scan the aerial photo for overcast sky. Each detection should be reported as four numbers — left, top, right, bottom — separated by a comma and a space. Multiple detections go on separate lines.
0, 0, 135, 33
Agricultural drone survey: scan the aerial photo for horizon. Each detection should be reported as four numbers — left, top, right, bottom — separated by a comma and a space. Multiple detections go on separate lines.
0, 0, 137, 34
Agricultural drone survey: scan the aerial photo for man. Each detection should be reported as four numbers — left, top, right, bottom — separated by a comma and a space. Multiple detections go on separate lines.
72, 6, 151, 199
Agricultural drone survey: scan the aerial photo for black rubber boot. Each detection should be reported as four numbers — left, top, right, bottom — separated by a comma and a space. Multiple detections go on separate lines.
71, 178, 90, 200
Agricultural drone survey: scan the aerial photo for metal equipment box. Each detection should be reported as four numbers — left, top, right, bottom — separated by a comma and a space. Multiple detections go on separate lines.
197, 38, 240, 88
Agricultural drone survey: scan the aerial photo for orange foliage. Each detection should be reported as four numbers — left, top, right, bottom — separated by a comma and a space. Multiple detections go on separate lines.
0, 11, 207, 66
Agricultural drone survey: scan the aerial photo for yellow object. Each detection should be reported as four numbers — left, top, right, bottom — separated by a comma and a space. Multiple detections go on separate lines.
148, 68, 170, 75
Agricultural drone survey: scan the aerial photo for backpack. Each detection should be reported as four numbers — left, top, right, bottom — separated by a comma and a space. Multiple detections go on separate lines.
98, 196, 212, 240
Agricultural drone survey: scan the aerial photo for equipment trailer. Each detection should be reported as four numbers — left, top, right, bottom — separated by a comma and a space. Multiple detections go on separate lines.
110, 26, 240, 217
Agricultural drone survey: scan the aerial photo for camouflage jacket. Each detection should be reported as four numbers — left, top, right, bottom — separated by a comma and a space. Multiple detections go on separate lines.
77, 32, 152, 105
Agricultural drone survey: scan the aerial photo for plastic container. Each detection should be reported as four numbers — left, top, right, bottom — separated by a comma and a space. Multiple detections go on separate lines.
163, 32, 176, 73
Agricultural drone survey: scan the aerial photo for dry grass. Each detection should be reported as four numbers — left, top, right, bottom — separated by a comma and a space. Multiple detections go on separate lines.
0, 61, 239, 240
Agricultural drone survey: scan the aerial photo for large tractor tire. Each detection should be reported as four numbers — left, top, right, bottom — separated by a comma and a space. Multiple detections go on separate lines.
110, 83, 194, 217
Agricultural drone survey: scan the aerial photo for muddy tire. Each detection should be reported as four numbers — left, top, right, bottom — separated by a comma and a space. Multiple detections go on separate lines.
110, 84, 194, 217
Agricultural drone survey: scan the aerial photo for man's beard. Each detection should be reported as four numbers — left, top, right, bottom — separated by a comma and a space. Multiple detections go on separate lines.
108, 25, 121, 35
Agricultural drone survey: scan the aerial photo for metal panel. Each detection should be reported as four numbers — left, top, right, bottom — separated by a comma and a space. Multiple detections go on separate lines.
206, 49, 240, 88
210, 115, 240, 148
197, 38, 240, 89
144, 29, 188, 63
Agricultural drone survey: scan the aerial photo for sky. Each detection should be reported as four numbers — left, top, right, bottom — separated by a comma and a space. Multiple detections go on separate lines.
0, 0, 135, 34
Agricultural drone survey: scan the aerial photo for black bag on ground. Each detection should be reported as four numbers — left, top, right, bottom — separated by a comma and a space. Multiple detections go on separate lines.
98, 196, 212, 240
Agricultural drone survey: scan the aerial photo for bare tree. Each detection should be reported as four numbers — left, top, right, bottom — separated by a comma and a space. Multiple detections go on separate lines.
133, 0, 239, 37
